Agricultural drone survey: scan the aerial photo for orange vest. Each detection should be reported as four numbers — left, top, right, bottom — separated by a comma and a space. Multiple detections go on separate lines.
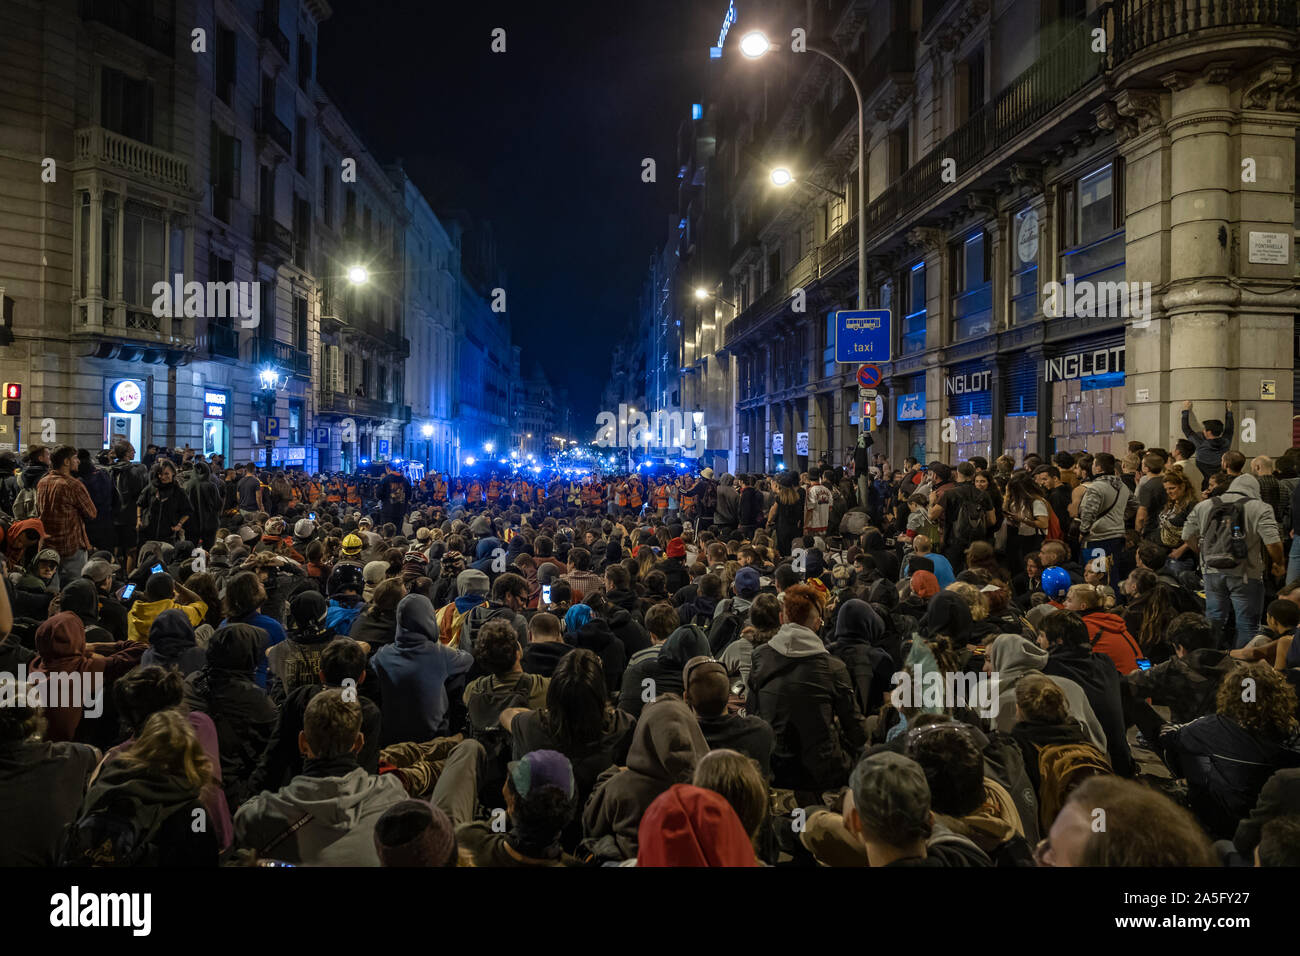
488, 480, 501, 500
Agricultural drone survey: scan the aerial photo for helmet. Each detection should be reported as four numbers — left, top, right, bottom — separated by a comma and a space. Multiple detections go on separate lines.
1040, 565, 1071, 601
327, 563, 366, 598
341, 533, 364, 556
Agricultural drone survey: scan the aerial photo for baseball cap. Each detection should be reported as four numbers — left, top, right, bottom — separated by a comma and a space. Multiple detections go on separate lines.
507, 750, 576, 801
81, 558, 120, 583
358, 517, 374, 530
734, 566, 761, 599
264, 516, 286, 536
341, 533, 364, 555
36, 548, 61, 565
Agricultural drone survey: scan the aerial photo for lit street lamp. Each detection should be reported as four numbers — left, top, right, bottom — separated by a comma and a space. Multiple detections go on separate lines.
257, 366, 283, 471
347, 265, 369, 284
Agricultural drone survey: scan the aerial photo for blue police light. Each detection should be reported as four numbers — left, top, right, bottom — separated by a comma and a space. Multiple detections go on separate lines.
393, 458, 402, 464
677, 462, 687, 470
531, 466, 541, 474
360, 458, 369, 465
776, 463, 786, 471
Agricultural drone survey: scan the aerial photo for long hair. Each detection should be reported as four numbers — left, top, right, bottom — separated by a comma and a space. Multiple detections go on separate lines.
1161, 468, 1196, 509
116, 710, 213, 792
1129, 568, 1173, 654
542, 648, 611, 754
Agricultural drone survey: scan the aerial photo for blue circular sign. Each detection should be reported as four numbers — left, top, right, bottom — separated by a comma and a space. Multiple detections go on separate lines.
857, 364, 882, 389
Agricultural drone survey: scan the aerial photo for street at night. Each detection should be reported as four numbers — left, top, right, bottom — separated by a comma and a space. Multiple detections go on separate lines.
1, 0, 1299, 929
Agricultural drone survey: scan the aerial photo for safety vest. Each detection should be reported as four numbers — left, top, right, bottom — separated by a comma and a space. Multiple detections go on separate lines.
433, 479, 447, 501
487, 480, 501, 500
469, 482, 483, 502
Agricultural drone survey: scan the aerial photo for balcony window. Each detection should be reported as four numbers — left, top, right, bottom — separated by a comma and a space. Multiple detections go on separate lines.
951, 231, 992, 341
210, 126, 241, 223
101, 195, 118, 300
1011, 207, 1039, 326
288, 400, 302, 444
100, 67, 153, 145
294, 295, 308, 351
215, 25, 236, 105
902, 262, 926, 354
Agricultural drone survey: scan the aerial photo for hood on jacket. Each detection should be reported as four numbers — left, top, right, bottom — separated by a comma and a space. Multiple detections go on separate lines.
834, 599, 884, 644
456, 568, 490, 598
60, 578, 101, 624
474, 537, 502, 562
34, 611, 90, 668
1227, 474, 1262, 500
565, 604, 593, 634
394, 594, 439, 646
658, 624, 712, 667
767, 622, 827, 658
719, 473, 735, 487
920, 592, 974, 642
637, 784, 757, 867
625, 698, 708, 784
205, 623, 264, 675
149, 608, 197, 660
989, 633, 1049, 678
266, 765, 397, 829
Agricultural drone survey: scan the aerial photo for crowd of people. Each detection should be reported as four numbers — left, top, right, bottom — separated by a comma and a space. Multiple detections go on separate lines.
2, 402, 1300, 868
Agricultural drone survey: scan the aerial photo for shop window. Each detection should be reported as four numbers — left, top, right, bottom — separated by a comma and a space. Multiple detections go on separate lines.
1010, 207, 1039, 326
288, 400, 302, 445
951, 231, 992, 341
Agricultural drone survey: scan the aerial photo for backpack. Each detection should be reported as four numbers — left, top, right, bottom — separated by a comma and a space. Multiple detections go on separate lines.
59, 790, 190, 867
466, 604, 518, 648
949, 485, 987, 547
11, 474, 37, 520
708, 602, 748, 656
113, 463, 147, 519
1036, 742, 1112, 832
1199, 496, 1250, 573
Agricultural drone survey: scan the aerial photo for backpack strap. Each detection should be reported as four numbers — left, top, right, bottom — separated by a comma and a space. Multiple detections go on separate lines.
258, 810, 315, 857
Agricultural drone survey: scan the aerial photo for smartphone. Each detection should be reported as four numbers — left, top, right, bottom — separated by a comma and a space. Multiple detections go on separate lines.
121, 583, 136, 600
309, 512, 316, 520
151, 563, 164, 574
542, 584, 552, 604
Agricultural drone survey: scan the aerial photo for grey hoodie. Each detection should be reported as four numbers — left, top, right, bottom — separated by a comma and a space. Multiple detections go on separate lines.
1183, 473, 1282, 579
988, 634, 1107, 751
714, 473, 740, 526
767, 622, 827, 658
1079, 474, 1129, 542
233, 764, 408, 865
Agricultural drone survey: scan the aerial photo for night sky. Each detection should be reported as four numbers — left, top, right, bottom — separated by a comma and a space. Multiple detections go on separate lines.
318, 0, 718, 428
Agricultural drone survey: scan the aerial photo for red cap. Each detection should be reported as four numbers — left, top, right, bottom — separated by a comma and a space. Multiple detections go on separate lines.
665, 537, 686, 558
637, 785, 758, 867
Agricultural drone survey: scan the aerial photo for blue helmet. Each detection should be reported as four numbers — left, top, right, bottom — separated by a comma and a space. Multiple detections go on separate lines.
1040, 565, 1071, 601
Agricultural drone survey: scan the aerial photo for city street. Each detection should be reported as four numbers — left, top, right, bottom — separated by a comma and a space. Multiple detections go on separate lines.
0, 0, 1297, 924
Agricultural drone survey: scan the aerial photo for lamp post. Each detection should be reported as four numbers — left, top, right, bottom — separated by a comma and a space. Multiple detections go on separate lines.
743, 29, 868, 454
257, 366, 282, 472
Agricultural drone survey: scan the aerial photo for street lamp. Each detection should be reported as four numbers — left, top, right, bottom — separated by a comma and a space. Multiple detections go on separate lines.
421, 424, 434, 438
484, 441, 495, 454
769, 166, 794, 186
347, 266, 369, 285
744, 28, 869, 442
257, 366, 282, 470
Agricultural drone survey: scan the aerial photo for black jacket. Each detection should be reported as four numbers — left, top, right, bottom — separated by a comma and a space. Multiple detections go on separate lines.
0, 738, 98, 865
1044, 643, 1134, 777
521, 640, 574, 678
696, 712, 775, 778
618, 625, 711, 718
657, 557, 690, 594
251, 681, 382, 795
570, 618, 627, 696
607, 607, 651, 658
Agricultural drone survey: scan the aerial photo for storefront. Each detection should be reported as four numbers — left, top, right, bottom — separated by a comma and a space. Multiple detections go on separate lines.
945, 360, 992, 464
1003, 351, 1039, 466
1046, 333, 1126, 454
202, 387, 230, 462
103, 378, 147, 459
895, 381, 927, 464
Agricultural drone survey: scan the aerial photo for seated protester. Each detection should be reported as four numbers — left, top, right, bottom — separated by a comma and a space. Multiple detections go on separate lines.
32, 611, 143, 743
683, 656, 774, 778
900, 569, 939, 618
1037, 775, 1216, 866
829, 599, 897, 716
0, 693, 99, 865
1124, 613, 1238, 739
1233, 768, 1300, 862
1159, 662, 1300, 839
349, 578, 405, 652
603, 564, 643, 627
900, 536, 954, 589
588, 591, 649, 660
582, 696, 709, 862
1008, 674, 1089, 791
636, 784, 759, 867
1120, 568, 1178, 666
692, 749, 770, 858
267, 590, 337, 702
235, 690, 407, 866
1062, 583, 1143, 674
678, 573, 723, 628
901, 721, 1033, 866
61, 711, 219, 866
434, 569, 491, 652
709, 566, 760, 653
253, 637, 381, 793
370, 594, 474, 746
126, 571, 208, 643
564, 603, 627, 697
141, 608, 207, 675
223, 570, 287, 691
183, 623, 278, 809
325, 563, 367, 637
13, 547, 61, 616
1234, 599, 1300, 670
1255, 815, 1300, 866
1039, 610, 1134, 777
59, 578, 114, 644
986, 634, 1106, 755
466, 620, 550, 733
1010, 552, 1043, 611
503, 648, 635, 808
520, 611, 573, 677
82, 558, 129, 643
431, 744, 579, 867
617, 618, 711, 720
362, 561, 388, 604
372, 800, 459, 867
721, 594, 783, 695
840, 751, 990, 867
243, 551, 307, 629
107, 667, 232, 852
750, 583, 868, 794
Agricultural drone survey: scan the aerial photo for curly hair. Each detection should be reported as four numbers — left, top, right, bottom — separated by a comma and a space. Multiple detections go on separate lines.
945, 581, 988, 622
1216, 662, 1297, 739
1015, 673, 1070, 724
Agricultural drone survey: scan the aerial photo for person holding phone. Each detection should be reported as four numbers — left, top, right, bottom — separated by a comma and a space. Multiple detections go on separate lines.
125, 570, 209, 643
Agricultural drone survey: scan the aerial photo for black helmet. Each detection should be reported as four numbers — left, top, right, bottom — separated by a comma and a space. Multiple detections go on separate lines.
326, 563, 365, 598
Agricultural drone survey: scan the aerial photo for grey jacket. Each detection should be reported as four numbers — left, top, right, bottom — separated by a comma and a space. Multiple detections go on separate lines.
1079, 475, 1129, 542
1183, 474, 1282, 579
988, 634, 1107, 751
714, 474, 740, 526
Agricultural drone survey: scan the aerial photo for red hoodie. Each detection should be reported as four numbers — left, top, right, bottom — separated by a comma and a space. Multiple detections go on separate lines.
637, 784, 758, 867
32, 611, 143, 741
1081, 610, 1143, 675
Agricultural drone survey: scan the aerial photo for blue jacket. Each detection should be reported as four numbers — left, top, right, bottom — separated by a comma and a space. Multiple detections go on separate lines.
371, 595, 473, 746
326, 599, 363, 636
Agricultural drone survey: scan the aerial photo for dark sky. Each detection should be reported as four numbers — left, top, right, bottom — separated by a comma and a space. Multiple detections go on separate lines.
318, 0, 717, 427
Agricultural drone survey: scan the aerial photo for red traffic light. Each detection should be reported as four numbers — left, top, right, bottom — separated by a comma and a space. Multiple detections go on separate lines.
2, 383, 18, 400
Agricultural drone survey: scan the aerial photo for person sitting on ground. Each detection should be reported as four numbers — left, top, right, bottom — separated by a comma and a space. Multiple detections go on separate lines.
372, 800, 460, 867
635, 784, 759, 867
682, 655, 774, 778
126, 571, 208, 643
519, 611, 573, 677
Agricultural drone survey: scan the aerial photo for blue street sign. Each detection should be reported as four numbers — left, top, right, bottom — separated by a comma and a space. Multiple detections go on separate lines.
264, 416, 281, 440
377, 439, 390, 456
835, 310, 892, 363
313, 426, 330, 446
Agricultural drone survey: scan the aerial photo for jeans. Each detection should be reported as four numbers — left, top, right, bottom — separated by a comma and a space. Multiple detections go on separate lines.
1287, 534, 1300, 587
60, 548, 87, 582
856, 476, 869, 511
1204, 572, 1265, 649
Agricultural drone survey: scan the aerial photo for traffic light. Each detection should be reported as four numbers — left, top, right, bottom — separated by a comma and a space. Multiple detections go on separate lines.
1, 382, 18, 417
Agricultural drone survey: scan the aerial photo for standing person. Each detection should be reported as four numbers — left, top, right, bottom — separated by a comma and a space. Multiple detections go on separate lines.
803, 469, 834, 540
1134, 453, 1168, 545
736, 474, 762, 539
766, 472, 805, 557
136, 459, 195, 544
1181, 473, 1284, 649
379, 462, 413, 531
1180, 400, 1233, 490
853, 433, 873, 511
1003, 472, 1051, 574
1158, 468, 1201, 576
36, 445, 98, 580
237, 462, 265, 520
78, 450, 119, 557
932, 462, 994, 574
186, 460, 223, 550
1077, 453, 1129, 587
1033, 465, 1073, 535
713, 473, 740, 536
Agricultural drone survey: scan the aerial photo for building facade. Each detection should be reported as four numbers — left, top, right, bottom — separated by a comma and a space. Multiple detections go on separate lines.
640, 0, 1300, 474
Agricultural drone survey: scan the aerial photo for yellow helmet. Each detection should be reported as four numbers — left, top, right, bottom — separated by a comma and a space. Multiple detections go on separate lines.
341, 533, 364, 555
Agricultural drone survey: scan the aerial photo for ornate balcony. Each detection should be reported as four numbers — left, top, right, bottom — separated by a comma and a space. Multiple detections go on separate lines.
73, 126, 190, 192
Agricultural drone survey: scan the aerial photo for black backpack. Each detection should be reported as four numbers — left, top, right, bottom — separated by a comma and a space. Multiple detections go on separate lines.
1200, 496, 1250, 572
59, 791, 190, 867
950, 485, 987, 546
708, 602, 748, 656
